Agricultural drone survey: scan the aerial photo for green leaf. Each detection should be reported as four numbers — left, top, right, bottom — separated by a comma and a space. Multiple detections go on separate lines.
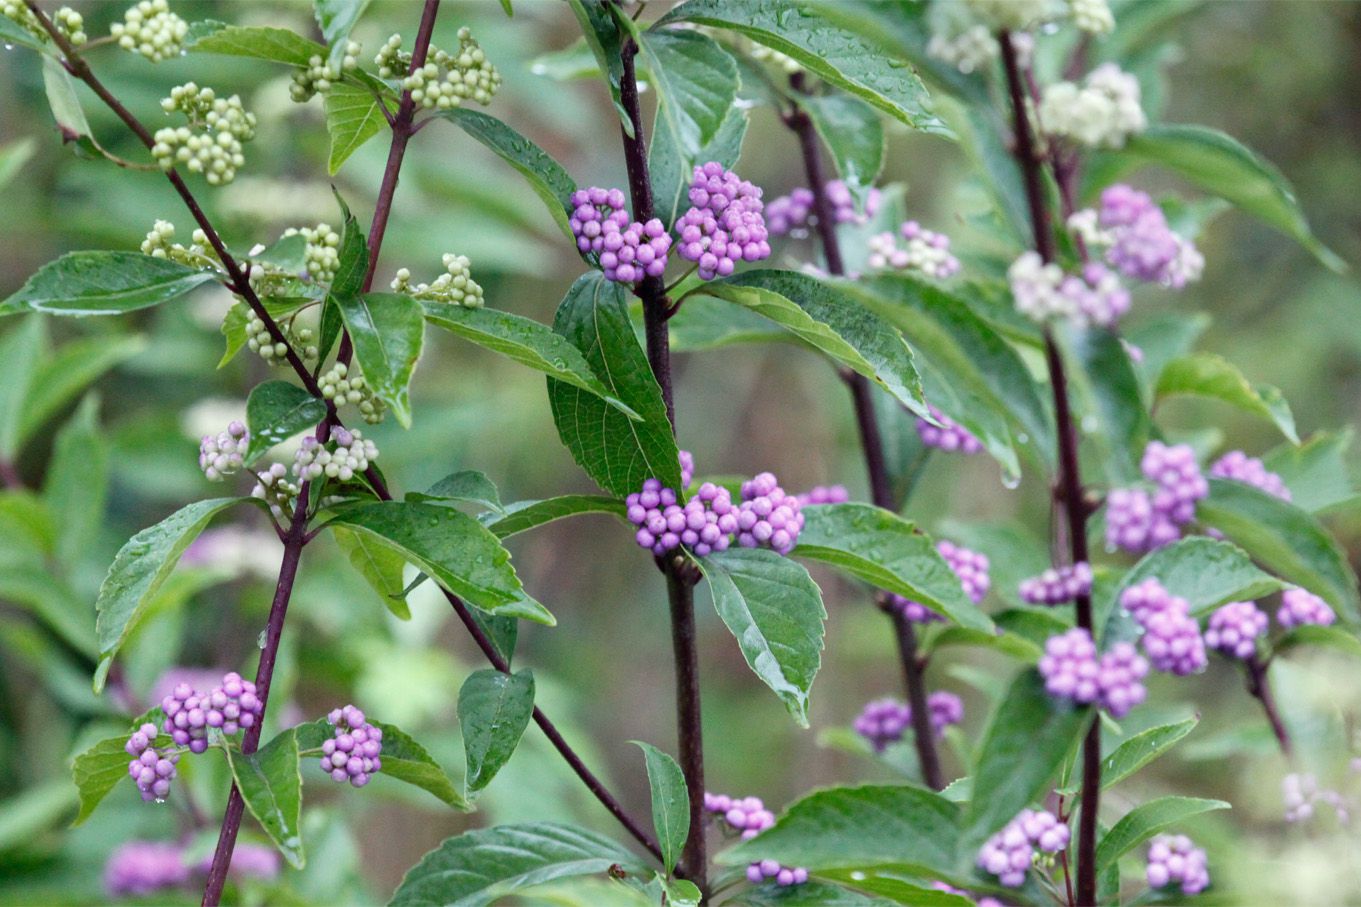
41, 55, 91, 142
1, 252, 219, 317
328, 191, 369, 301
1095, 796, 1230, 874
421, 302, 640, 420
459, 669, 536, 793
659, 0, 944, 133
332, 525, 411, 620
326, 501, 553, 624
1264, 431, 1358, 514
547, 273, 681, 496
651, 104, 749, 230
0, 781, 77, 852
324, 81, 390, 175
482, 495, 626, 540
1198, 479, 1360, 620
721, 785, 959, 875
1156, 352, 1298, 443
43, 394, 107, 571
793, 93, 884, 190
0, 564, 96, 656
93, 498, 249, 691
187, 22, 326, 65
16, 333, 145, 448
0, 317, 43, 458
225, 728, 305, 869
433, 108, 577, 241
632, 741, 688, 874
697, 270, 928, 419
962, 671, 1092, 851
390, 822, 647, 906
566, 0, 630, 134
0, 137, 36, 190
795, 504, 991, 632
71, 708, 163, 825
920, 626, 1041, 662
410, 470, 504, 514
1069, 327, 1148, 484
244, 380, 327, 465
336, 293, 424, 428
731, 878, 905, 906
1100, 718, 1199, 790
371, 720, 469, 809
314, 0, 370, 66
666, 290, 786, 353
636, 28, 737, 156
1086, 124, 1344, 272
1275, 624, 1361, 659
0, 14, 49, 52
698, 548, 826, 726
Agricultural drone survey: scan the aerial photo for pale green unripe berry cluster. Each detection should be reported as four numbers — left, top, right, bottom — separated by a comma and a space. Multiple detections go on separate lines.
54, 6, 85, 44
251, 463, 299, 520
1038, 64, 1145, 149
140, 220, 219, 269
151, 83, 256, 186
1068, 0, 1114, 34
375, 33, 411, 79
111, 0, 188, 62
319, 362, 387, 424
399, 27, 501, 110
282, 223, 342, 284
293, 431, 379, 483
1, 2, 42, 40
245, 311, 318, 364
390, 253, 484, 308
290, 42, 361, 102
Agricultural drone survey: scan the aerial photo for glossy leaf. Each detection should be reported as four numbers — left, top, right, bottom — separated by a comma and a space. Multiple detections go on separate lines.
1101, 718, 1199, 790
796, 504, 991, 632
1095, 796, 1230, 873
336, 293, 424, 428
332, 525, 410, 620
547, 273, 682, 496
0, 252, 218, 317
794, 93, 885, 190
1156, 352, 1298, 443
325, 81, 389, 174
632, 741, 689, 873
71, 708, 163, 825
636, 28, 736, 157
187, 22, 325, 64
699, 548, 826, 726
225, 728, 305, 868
372, 720, 469, 808
481, 495, 626, 540
459, 669, 536, 793
409, 470, 504, 514
244, 380, 327, 465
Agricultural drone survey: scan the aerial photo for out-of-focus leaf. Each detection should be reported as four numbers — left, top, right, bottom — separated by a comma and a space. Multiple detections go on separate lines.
43, 394, 106, 571
0, 316, 44, 458
1069, 327, 1148, 484
794, 93, 884, 190
1263, 431, 1358, 514
17, 333, 146, 448
1156, 352, 1298, 443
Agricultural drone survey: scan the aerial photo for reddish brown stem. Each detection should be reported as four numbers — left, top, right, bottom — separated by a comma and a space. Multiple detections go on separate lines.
1246, 655, 1293, 756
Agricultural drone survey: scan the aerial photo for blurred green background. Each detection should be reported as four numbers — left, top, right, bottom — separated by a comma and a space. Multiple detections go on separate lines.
1, 1, 1360, 904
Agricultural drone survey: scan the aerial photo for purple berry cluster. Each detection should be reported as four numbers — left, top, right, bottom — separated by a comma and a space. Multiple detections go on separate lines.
736, 472, 804, 554
916, 404, 982, 454
746, 859, 810, 887
1097, 185, 1204, 289
853, 692, 963, 751
161, 671, 262, 754
765, 181, 881, 236
1209, 450, 1290, 501
977, 809, 1070, 887
704, 792, 808, 887
887, 540, 990, 623
199, 421, 248, 481
568, 186, 672, 285
865, 219, 962, 279
1018, 562, 1093, 605
320, 704, 383, 787
626, 478, 737, 557
1039, 628, 1148, 717
1277, 587, 1336, 629
1120, 578, 1207, 675
125, 723, 180, 802
796, 484, 849, 505
103, 841, 190, 898
676, 162, 771, 280
1060, 261, 1130, 327
1203, 600, 1268, 660
1106, 442, 1208, 553
1145, 834, 1210, 895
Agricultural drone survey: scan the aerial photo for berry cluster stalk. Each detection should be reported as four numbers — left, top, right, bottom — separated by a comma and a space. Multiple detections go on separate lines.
998, 30, 1100, 906
23, 0, 662, 875
782, 77, 945, 792
1246, 655, 1292, 756
618, 38, 708, 897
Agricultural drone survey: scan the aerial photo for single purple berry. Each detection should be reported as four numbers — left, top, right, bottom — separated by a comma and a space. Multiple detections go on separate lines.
1204, 601, 1268, 660
1277, 588, 1335, 629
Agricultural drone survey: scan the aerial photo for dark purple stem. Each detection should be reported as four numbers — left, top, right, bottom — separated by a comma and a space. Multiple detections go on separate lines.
784, 76, 945, 791
1246, 655, 1293, 756
0, 459, 22, 490
999, 31, 1100, 906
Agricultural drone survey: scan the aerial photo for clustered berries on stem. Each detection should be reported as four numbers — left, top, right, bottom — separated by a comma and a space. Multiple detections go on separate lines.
887, 539, 990, 623
151, 82, 256, 186
853, 692, 963, 751
703, 792, 808, 887
1145, 834, 1210, 895
916, 405, 982, 454
976, 808, 1070, 887
1039, 627, 1148, 718
1018, 561, 1093, 605
320, 705, 384, 788
1105, 441, 1209, 553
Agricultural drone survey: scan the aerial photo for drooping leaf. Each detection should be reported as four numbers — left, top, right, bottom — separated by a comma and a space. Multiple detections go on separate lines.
324, 81, 390, 175
244, 380, 327, 465
389, 822, 648, 906
41, 55, 91, 143
93, 498, 252, 691
1156, 352, 1298, 443
421, 302, 640, 420
635, 28, 737, 156
336, 293, 424, 428
71, 708, 163, 825
16, 333, 145, 449
795, 504, 991, 632
327, 190, 369, 301
459, 669, 536, 793
332, 525, 410, 620
0, 138, 35, 190
326, 501, 553, 624
1100, 718, 1199, 790
793, 93, 885, 191
632, 741, 689, 874
0, 252, 219, 317
371, 721, 468, 808
43, 394, 107, 571
698, 548, 826, 726
224, 728, 305, 868
0, 317, 44, 458
481, 495, 626, 540
409, 470, 504, 514
1094, 796, 1230, 873
187, 22, 326, 65
547, 273, 681, 496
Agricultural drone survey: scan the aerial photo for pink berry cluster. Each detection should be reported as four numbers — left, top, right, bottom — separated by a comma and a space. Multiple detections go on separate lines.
976, 809, 1070, 887
1039, 628, 1148, 718
888, 539, 990, 623
1007, 252, 1132, 328
1019, 562, 1093, 605
704, 792, 808, 887
199, 420, 248, 481
765, 180, 881, 235
626, 478, 737, 557
852, 692, 963, 751
736, 472, 804, 554
1120, 578, 1207, 676
160, 672, 262, 754
916, 404, 982, 454
125, 723, 180, 802
1203, 600, 1268, 660
796, 484, 850, 505
676, 162, 771, 280
866, 220, 962, 279
1209, 450, 1290, 501
1061, 261, 1130, 327
1283, 772, 1351, 825
1277, 587, 1336, 629
1145, 834, 1210, 895
568, 186, 672, 285
103, 841, 190, 897
1096, 185, 1204, 289
1106, 441, 1208, 553
320, 704, 383, 788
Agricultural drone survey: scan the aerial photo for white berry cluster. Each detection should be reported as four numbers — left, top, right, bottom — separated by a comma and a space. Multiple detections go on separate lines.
151, 83, 257, 186
1038, 64, 1146, 149
748, 39, 801, 75
293, 428, 378, 483
140, 220, 220, 269
290, 42, 362, 103
281, 223, 342, 284
390, 253, 484, 308
400, 27, 501, 109
199, 421, 248, 481
245, 310, 318, 364
961, 0, 1057, 31
1068, 0, 1114, 34
251, 463, 299, 520
54, 6, 85, 44
319, 362, 387, 424
926, 23, 996, 75
1008, 251, 1071, 321
111, 0, 188, 63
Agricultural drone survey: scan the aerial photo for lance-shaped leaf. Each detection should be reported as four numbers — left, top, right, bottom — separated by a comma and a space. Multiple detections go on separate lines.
698, 548, 826, 726
326, 501, 553, 625
409, 470, 504, 514
567, 0, 630, 134
244, 380, 327, 465
187, 22, 325, 64
459, 669, 535, 794
324, 81, 389, 174
224, 728, 305, 868
481, 495, 626, 540
796, 504, 991, 632
1156, 352, 1298, 443
633, 741, 689, 874
1095, 796, 1230, 873
635, 28, 737, 156
43, 395, 107, 573
336, 293, 424, 428
0, 317, 43, 459
1099, 718, 1199, 790
389, 822, 648, 906
547, 273, 682, 495
332, 525, 410, 620
1, 252, 219, 317
371, 721, 468, 808
71, 708, 164, 825
93, 498, 251, 691
793, 93, 885, 190
421, 302, 640, 420
696, 270, 929, 419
